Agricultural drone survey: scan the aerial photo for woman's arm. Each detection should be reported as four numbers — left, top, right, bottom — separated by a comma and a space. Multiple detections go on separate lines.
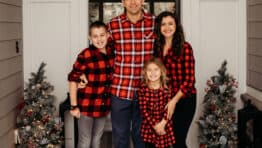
166, 43, 195, 119
166, 90, 183, 120
179, 43, 195, 96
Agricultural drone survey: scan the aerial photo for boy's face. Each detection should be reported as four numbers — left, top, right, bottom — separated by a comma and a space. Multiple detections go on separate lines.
89, 27, 109, 50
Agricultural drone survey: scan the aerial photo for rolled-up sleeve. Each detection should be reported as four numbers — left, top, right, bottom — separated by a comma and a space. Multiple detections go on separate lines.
68, 51, 88, 82
179, 44, 195, 96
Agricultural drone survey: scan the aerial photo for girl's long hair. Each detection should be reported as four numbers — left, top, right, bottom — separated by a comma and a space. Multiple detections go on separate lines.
153, 11, 185, 57
141, 57, 169, 89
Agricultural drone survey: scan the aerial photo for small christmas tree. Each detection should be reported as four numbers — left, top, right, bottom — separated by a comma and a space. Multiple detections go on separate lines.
198, 61, 238, 148
16, 63, 63, 148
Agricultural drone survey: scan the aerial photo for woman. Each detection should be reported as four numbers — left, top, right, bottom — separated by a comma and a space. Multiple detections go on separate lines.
153, 11, 197, 148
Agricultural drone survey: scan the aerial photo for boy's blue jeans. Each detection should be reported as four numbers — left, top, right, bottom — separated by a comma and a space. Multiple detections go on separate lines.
110, 95, 145, 148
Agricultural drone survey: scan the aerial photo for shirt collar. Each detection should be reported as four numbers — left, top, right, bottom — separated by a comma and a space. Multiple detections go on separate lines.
89, 44, 114, 56
120, 11, 153, 23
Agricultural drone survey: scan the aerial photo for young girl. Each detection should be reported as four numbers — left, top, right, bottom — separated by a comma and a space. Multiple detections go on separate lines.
68, 21, 114, 148
138, 57, 175, 148
154, 11, 197, 148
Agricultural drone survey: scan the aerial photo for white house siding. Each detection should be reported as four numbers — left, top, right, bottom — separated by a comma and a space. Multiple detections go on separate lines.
0, 0, 23, 147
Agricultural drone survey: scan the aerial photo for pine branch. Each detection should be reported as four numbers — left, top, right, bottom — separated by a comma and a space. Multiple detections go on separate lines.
16, 62, 63, 147
198, 60, 238, 147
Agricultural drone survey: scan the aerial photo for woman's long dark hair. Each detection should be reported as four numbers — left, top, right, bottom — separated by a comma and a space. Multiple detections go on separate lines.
153, 11, 185, 57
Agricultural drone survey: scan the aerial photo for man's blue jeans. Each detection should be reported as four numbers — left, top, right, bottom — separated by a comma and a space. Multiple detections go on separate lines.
110, 95, 145, 148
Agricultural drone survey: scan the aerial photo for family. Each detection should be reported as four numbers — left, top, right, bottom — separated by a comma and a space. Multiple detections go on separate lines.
68, 0, 196, 148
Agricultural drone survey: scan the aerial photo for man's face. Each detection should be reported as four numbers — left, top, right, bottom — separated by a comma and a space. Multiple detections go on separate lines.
122, 0, 144, 16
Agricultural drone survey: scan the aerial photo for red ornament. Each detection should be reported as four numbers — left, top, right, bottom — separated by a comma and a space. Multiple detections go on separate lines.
42, 115, 50, 123
200, 143, 207, 148
16, 101, 25, 110
27, 109, 33, 116
206, 80, 212, 85
210, 105, 217, 111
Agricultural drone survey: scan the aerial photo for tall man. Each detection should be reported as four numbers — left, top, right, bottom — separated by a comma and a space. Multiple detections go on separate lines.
107, 0, 155, 147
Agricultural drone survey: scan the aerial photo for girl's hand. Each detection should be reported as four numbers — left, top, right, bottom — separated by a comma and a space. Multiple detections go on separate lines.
166, 99, 177, 120
153, 119, 167, 135
78, 74, 88, 89
70, 108, 80, 118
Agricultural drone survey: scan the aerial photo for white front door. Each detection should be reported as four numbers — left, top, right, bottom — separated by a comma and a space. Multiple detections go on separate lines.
23, 0, 87, 109
23, 0, 87, 147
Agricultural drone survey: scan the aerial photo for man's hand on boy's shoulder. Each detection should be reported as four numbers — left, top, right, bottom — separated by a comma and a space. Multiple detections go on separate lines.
78, 74, 88, 89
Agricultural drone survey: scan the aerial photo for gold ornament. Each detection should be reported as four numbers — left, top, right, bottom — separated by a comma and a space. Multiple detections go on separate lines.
47, 144, 54, 148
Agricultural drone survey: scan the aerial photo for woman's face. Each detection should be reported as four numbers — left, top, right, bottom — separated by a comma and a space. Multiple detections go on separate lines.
160, 16, 176, 40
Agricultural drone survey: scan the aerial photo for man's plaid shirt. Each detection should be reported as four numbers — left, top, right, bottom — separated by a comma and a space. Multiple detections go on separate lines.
107, 12, 155, 100
68, 45, 114, 117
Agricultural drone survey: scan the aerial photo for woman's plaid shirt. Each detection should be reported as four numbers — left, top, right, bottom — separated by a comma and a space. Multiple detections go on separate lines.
158, 42, 197, 98
138, 86, 175, 148
107, 12, 155, 100
68, 45, 114, 117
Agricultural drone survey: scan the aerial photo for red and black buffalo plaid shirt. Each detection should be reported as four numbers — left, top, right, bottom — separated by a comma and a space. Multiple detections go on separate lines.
107, 12, 155, 100
159, 42, 197, 98
68, 45, 114, 117
138, 86, 175, 148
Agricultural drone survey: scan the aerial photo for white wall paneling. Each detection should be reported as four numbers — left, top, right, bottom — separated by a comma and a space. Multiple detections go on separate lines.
23, 0, 88, 147
182, 0, 246, 147
24, 0, 78, 108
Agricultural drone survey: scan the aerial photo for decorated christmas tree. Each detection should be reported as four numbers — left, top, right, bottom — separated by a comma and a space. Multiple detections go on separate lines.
198, 61, 238, 148
16, 63, 63, 148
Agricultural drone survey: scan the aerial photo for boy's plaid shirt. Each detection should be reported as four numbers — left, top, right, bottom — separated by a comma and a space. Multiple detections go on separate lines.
68, 45, 114, 117
107, 12, 155, 100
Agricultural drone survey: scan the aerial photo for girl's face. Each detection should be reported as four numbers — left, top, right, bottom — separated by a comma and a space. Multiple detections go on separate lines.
146, 63, 161, 83
160, 16, 176, 40
89, 27, 109, 50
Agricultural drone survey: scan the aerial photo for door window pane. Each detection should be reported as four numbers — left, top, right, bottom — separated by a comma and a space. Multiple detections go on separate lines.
103, 3, 123, 24
89, 0, 179, 24
154, 2, 175, 16
89, 3, 99, 24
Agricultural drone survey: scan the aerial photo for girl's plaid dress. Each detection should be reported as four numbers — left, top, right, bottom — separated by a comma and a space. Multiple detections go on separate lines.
138, 86, 175, 148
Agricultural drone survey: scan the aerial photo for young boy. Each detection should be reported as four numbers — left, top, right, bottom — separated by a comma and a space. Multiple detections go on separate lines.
68, 21, 114, 148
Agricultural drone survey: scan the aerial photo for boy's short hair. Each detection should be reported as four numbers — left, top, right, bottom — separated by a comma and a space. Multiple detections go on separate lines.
89, 21, 107, 35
